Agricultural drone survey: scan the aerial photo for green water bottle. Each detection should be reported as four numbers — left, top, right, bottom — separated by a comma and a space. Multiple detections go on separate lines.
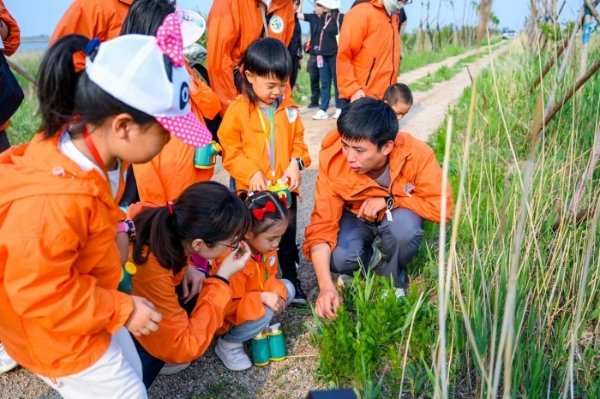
268, 323, 286, 361
117, 262, 137, 294
251, 331, 270, 367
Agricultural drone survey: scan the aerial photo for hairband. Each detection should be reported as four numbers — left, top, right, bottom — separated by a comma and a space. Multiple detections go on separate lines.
72, 51, 86, 73
252, 200, 275, 221
167, 201, 174, 215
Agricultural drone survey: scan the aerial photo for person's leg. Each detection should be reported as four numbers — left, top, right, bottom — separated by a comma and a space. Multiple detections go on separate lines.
318, 57, 332, 113
280, 278, 296, 307
37, 329, 147, 399
330, 210, 377, 276
289, 55, 300, 89
307, 55, 320, 106
277, 194, 305, 304
377, 208, 424, 288
132, 336, 165, 389
0, 130, 10, 153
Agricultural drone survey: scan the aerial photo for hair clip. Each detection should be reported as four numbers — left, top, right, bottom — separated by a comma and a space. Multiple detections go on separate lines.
167, 201, 174, 215
252, 200, 275, 221
85, 37, 101, 58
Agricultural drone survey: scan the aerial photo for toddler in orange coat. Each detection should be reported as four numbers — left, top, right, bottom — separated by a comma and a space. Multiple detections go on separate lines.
218, 38, 310, 305
211, 191, 295, 371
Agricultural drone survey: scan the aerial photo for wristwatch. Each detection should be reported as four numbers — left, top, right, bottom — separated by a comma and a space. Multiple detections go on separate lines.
117, 219, 136, 242
293, 158, 305, 171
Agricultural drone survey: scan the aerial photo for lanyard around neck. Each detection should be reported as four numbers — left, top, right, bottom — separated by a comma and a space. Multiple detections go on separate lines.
82, 128, 124, 200
257, 106, 276, 179
318, 14, 333, 50
255, 259, 269, 291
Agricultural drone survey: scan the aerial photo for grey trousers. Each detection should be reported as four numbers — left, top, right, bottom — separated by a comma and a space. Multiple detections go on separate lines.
331, 208, 424, 288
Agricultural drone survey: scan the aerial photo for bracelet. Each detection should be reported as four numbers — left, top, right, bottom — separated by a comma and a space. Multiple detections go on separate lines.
209, 275, 230, 285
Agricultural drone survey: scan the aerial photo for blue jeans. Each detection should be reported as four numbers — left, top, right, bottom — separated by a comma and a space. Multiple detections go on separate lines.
222, 279, 295, 343
319, 55, 341, 112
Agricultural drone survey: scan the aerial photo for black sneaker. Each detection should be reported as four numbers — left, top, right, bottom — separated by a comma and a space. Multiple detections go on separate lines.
291, 280, 307, 305
307, 102, 319, 109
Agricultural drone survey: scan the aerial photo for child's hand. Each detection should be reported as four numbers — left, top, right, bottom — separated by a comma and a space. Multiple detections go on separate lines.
282, 161, 301, 191
249, 170, 269, 191
125, 296, 163, 337
215, 241, 251, 280
261, 291, 286, 314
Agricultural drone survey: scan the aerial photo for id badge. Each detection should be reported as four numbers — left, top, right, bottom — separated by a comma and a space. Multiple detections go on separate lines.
316, 55, 324, 68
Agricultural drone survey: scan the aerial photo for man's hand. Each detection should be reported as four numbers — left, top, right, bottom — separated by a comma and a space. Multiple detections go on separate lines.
357, 197, 387, 220
350, 89, 366, 102
315, 288, 340, 320
249, 170, 269, 191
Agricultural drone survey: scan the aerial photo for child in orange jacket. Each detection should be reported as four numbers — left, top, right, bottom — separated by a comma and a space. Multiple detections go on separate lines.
0, 16, 212, 399
119, 0, 221, 205
128, 181, 252, 388
218, 38, 310, 305
211, 191, 295, 371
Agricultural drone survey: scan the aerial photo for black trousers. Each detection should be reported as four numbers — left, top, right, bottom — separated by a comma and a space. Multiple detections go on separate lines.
0, 130, 10, 153
290, 55, 301, 89
278, 192, 299, 283
307, 55, 320, 105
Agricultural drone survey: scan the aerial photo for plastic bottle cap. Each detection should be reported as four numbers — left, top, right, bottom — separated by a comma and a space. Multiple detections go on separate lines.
268, 323, 281, 333
124, 262, 137, 275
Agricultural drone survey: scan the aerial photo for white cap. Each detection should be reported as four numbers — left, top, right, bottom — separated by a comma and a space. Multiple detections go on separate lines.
316, 0, 340, 9
85, 14, 211, 148
177, 8, 206, 48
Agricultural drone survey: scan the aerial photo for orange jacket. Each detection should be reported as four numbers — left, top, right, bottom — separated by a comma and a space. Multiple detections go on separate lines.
128, 204, 232, 364
218, 95, 310, 192
212, 249, 287, 331
132, 64, 221, 204
0, 0, 21, 132
0, 133, 133, 378
303, 130, 453, 259
50, 0, 133, 44
207, 0, 294, 115
336, 0, 400, 100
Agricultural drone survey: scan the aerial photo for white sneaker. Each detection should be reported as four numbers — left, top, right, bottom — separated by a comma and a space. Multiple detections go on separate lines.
395, 288, 406, 298
215, 338, 252, 371
333, 108, 342, 119
312, 110, 329, 120
159, 362, 191, 375
367, 245, 383, 271
0, 343, 18, 374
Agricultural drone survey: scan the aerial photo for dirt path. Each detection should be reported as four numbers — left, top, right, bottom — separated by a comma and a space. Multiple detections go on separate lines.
0, 43, 509, 399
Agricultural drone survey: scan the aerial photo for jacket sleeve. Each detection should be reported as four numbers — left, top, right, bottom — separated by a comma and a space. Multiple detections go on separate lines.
395, 145, 453, 223
207, 0, 242, 115
0, 1, 20, 56
187, 63, 221, 121
303, 158, 345, 260
135, 276, 232, 364
282, 5, 294, 47
336, 9, 368, 99
229, 271, 266, 326
290, 111, 311, 168
3, 212, 133, 335
50, 0, 104, 44
218, 103, 263, 185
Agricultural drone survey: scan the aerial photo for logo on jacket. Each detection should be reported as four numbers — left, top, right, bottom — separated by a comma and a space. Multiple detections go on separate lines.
286, 107, 298, 123
269, 255, 276, 266
404, 182, 415, 197
269, 16, 284, 34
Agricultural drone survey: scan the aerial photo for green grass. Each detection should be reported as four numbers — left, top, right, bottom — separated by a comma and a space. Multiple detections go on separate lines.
410, 53, 478, 92
6, 52, 41, 145
309, 38, 600, 398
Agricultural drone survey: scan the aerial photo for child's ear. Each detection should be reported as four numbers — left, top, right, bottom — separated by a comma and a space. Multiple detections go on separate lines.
111, 113, 135, 140
245, 231, 255, 241
245, 70, 255, 84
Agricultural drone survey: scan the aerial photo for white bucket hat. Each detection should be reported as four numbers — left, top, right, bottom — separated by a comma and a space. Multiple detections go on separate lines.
85, 14, 211, 148
316, 0, 341, 9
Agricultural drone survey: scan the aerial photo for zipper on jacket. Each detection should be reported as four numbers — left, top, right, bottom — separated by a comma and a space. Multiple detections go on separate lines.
365, 57, 376, 86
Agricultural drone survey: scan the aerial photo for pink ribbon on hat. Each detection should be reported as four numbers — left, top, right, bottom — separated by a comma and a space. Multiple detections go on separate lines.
156, 13, 185, 67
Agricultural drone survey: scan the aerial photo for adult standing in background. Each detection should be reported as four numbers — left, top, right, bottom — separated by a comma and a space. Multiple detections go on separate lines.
0, 0, 21, 154
309, 0, 343, 121
207, 0, 294, 115
50, 0, 133, 43
288, 0, 303, 90
337, 0, 401, 102
297, 1, 324, 109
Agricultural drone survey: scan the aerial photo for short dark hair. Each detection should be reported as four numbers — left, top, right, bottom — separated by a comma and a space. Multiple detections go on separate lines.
133, 181, 251, 274
337, 97, 398, 149
120, 0, 176, 36
241, 38, 292, 106
383, 83, 413, 106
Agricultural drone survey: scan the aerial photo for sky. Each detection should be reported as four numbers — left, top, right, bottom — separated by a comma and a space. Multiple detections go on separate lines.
4, 0, 583, 38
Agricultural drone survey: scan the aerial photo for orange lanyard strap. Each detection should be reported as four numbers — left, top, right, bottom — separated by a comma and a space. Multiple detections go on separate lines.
82, 128, 124, 200
318, 15, 333, 50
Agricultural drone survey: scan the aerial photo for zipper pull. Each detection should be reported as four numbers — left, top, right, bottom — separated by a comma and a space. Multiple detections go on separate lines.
385, 208, 393, 222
